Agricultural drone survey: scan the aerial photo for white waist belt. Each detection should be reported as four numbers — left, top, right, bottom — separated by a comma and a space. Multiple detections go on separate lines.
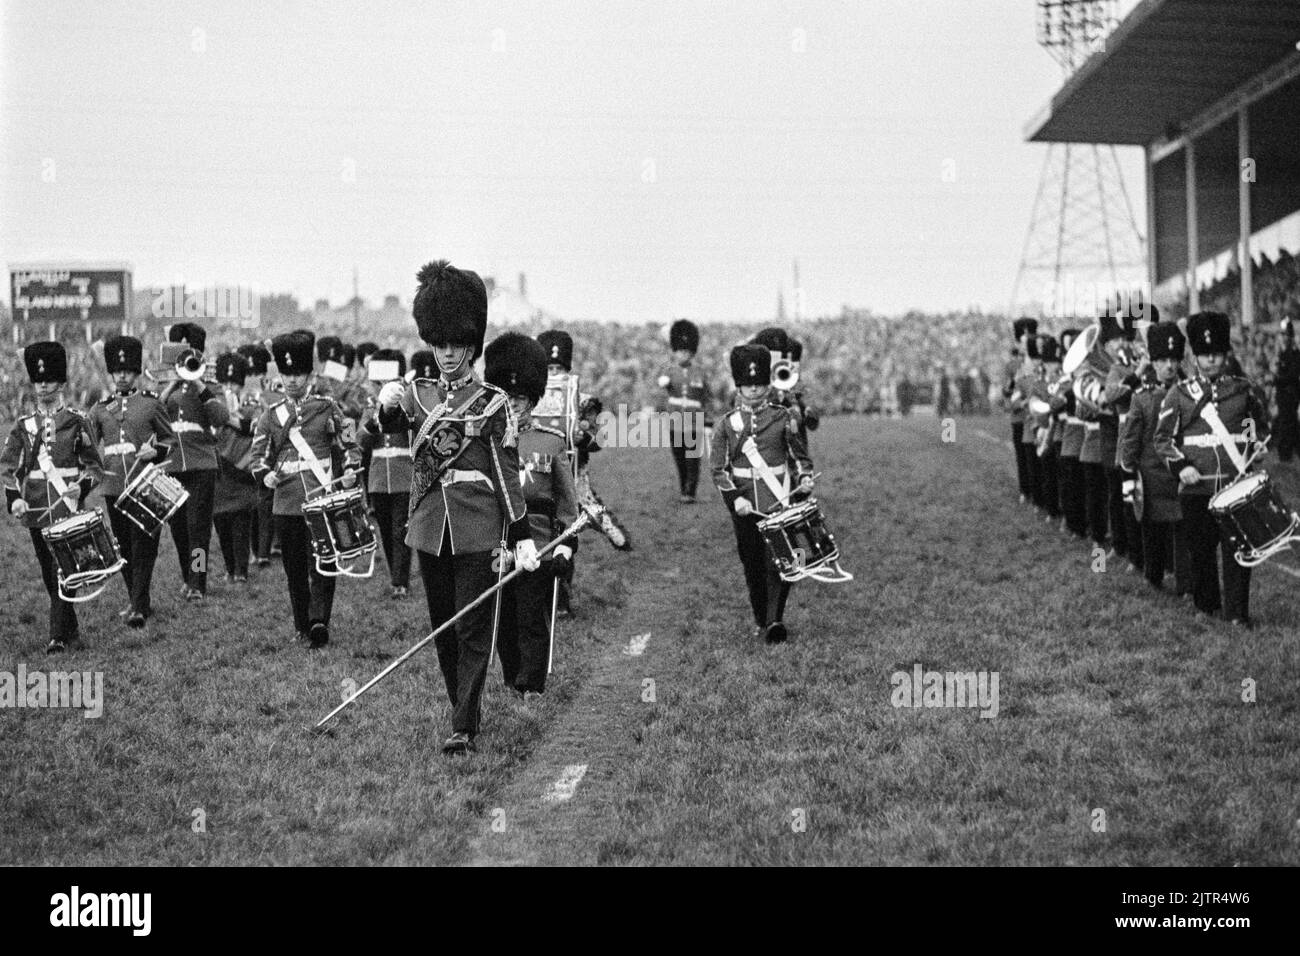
1064, 416, 1084, 426
1084, 423, 1100, 432
1183, 433, 1246, 448
280, 459, 332, 475
370, 446, 409, 459
103, 442, 136, 455
171, 421, 205, 433
731, 464, 787, 479
441, 468, 491, 486
1118, 413, 1128, 425
667, 397, 702, 408
27, 467, 79, 480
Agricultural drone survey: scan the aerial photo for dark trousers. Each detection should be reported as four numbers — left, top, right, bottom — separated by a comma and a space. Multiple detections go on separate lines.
106, 500, 159, 615
1121, 497, 1143, 571
275, 515, 338, 633
1105, 466, 1131, 560
214, 510, 252, 576
1039, 446, 1060, 518
670, 425, 701, 497
730, 512, 791, 628
1141, 516, 1191, 593
371, 492, 411, 588
418, 530, 500, 737
252, 486, 274, 560
1082, 462, 1108, 547
1180, 494, 1251, 621
1276, 390, 1299, 461
1012, 423, 1030, 497
497, 561, 556, 693
29, 528, 78, 644
168, 469, 216, 594
1059, 456, 1088, 536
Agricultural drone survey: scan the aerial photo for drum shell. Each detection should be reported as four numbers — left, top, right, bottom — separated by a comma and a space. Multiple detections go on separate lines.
43, 510, 122, 579
1210, 474, 1295, 559
302, 490, 376, 561
757, 500, 841, 579
117, 463, 188, 536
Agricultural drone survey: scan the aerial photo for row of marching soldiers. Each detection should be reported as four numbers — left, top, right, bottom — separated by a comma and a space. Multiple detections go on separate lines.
1, 318, 609, 672
1006, 307, 1283, 626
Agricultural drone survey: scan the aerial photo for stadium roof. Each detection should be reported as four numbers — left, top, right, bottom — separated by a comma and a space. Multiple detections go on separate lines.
1026, 0, 1300, 145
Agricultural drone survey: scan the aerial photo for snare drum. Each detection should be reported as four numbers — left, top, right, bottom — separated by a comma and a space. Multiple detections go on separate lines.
117, 462, 189, 536
1209, 471, 1300, 567
756, 499, 853, 583
301, 488, 377, 577
41, 508, 126, 602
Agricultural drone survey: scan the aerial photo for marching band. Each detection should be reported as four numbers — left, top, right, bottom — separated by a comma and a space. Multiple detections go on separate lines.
2, 260, 857, 754
1007, 306, 1299, 629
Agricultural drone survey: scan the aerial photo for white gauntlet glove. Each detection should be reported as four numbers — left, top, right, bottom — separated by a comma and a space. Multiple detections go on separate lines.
378, 381, 405, 408
733, 497, 753, 517
515, 539, 541, 572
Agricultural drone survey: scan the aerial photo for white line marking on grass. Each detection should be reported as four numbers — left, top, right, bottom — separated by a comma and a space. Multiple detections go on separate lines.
543, 764, 588, 803
624, 632, 651, 656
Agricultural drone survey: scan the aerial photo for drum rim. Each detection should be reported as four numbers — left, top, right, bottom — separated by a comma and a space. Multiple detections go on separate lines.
46, 509, 104, 532
1210, 471, 1268, 508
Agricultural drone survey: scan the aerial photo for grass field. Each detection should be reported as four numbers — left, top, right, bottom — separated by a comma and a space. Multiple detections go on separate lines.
3, 413, 1299, 865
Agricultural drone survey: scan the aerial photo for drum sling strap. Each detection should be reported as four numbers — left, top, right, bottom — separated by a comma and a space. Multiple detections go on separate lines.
739, 434, 790, 509
288, 426, 332, 492
1186, 380, 1248, 476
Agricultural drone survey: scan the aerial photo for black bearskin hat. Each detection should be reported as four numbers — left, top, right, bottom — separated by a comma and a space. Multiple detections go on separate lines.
104, 335, 143, 374
272, 330, 315, 375
537, 330, 574, 371
412, 260, 488, 358
168, 322, 207, 353
669, 319, 700, 354
24, 341, 67, 383
730, 343, 771, 386
485, 332, 549, 404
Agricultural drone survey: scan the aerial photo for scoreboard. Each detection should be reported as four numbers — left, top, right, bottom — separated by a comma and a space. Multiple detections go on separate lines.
9, 261, 133, 342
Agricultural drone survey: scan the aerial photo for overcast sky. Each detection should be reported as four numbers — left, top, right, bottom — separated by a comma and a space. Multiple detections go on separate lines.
0, 0, 1146, 322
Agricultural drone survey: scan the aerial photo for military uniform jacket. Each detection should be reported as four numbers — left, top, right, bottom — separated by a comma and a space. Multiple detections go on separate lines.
162, 380, 230, 473
659, 363, 712, 429
1059, 398, 1086, 458
250, 390, 361, 516
1073, 368, 1110, 465
1118, 381, 1182, 522
1014, 366, 1040, 446
1003, 356, 1025, 425
215, 391, 261, 515
378, 372, 531, 556
86, 388, 176, 498
1, 404, 104, 529
359, 399, 413, 495
518, 422, 578, 547
1153, 374, 1269, 498
1100, 361, 1143, 468
710, 400, 813, 514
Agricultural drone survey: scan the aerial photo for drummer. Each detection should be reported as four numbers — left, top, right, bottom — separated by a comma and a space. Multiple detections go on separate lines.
250, 330, 362, 648
710, 343, 814, 644
1154, 311, 1270, 625
1, 342, 105, 653
86, 335, 177, 628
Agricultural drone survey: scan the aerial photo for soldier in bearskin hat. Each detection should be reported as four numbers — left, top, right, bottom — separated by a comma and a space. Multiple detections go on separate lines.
251, 330, 362, 647
86, 335, 176, 628
1004, 318, 1037, 503
487, 332, 577, 699
1056, 328, 1088, 537
2, 342, 105, 653
212, 352, 261, 584
710, 343, 814, 644
1013, 329, 1044, 510
160, 322, 229, 600
377, 260, 539, 755
658, 318, 712, 503
1154, 311, 1270, 624
1119, 322, 1192, 594
359, 348, 414, 598
237, 342, 277, 566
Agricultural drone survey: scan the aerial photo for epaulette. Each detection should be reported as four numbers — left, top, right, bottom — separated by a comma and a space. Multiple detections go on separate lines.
267, 397, 288, 410
533, 424, 567, 440
98, 394, 115, 406
480, 381, 506, 397
142, 389, 160, 399
65, 406, 88, 419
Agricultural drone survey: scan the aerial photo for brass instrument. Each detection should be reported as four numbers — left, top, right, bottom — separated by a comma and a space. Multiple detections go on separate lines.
1061, 323, 1113, 381
771, 358, 799, 391
147, 342, 217, 386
